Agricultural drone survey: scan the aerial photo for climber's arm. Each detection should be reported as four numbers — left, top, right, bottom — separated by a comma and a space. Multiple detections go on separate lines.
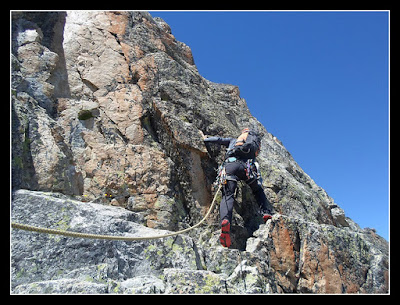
203, 136, 235, 147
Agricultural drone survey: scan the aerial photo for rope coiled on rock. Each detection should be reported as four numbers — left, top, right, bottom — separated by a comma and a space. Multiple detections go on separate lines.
11, 185, 222, 241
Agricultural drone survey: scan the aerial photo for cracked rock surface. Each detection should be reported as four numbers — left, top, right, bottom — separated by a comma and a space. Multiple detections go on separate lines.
11, 11, 388, 294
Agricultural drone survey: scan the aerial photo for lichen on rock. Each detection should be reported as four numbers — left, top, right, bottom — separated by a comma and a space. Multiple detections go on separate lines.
11, 11, 388, 294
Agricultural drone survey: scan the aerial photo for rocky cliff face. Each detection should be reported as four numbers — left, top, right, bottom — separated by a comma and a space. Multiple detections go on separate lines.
11, 11, 388, 294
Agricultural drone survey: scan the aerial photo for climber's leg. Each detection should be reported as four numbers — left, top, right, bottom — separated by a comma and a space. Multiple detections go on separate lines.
247, 178, 272, 222
220, 180, 237, 224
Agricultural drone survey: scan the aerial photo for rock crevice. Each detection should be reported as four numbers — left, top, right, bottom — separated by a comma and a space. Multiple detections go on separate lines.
11, 11, 388, 294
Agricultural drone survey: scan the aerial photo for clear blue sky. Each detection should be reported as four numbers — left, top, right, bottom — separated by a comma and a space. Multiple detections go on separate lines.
151, 11, 389, 240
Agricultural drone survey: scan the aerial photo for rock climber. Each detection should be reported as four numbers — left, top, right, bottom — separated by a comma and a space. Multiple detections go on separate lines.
203, 128, 272, 248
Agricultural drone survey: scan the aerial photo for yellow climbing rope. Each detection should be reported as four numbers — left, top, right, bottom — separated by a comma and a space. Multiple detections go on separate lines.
11, 184, 222, 241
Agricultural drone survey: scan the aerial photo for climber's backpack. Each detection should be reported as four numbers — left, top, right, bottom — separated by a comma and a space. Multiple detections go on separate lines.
226, 130, 261, 160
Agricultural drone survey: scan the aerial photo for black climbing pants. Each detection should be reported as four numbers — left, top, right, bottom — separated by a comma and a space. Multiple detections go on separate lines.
220, 161, 269, 224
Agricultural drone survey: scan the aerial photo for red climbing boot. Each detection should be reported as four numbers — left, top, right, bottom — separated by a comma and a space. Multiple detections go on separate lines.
220, 219, 231, 248
263, 214, 272, 222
